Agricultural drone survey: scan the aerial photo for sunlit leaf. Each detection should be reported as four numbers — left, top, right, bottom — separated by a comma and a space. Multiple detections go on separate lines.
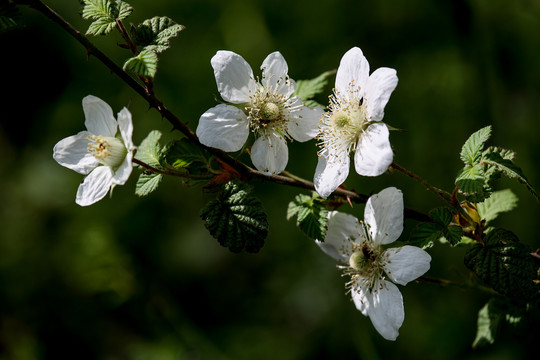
460, 125, 491, 166
287, 193, 328, 240
477, 189, 518, 225
135, 172, 162, 196
135, 16, 185, 53
123, 49, 158, 77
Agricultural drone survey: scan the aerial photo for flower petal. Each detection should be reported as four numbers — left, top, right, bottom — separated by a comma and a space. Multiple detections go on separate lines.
112, 154, 133, 186
83, 95, 117, 137
335, 47, 370, 100
354, 122, 393, 176
351, 279, 370, 316
365, 67, 398, 122
250, 133, 288, 175
53, 131, 99, 175
315, 211, 364, 263
75, 166, 114, 206
211, 50, 257, 104
366, 280, 404, 341
364, 187, 404, 245
117, 107, 134, 150
285, 97, 323, 142
314, 150, 350, 199
383, 246, 431, 286
196, 104, 249, 152
261, 51, 295, 97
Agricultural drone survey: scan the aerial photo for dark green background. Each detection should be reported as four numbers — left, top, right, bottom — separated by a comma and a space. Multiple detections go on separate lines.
1, 0, 540, 358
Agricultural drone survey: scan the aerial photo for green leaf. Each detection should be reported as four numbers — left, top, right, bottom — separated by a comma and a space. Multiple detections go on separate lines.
135, 172, 163, 196
0, 1, 23, 32
455, 164, 490, 202
200, 181, 269, 253
135, 130, 162, 168
287, 193, 328, 240
477, 189, 518, 224
86, 16, 117, 35
482, 150, 540, 202
116, 0, 133, 20
464, 229, 540, 303
162, 138, 209, 169
135, 16, 185, 53
123, 49, 158, 77
293, 70, 335, 108
460, 126, 492, 165
409, 208, 463, 248
473, 297, 527, 349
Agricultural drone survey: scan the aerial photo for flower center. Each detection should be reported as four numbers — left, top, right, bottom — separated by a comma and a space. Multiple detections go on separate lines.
261, 102, 281, 121
247, 88, 291, 136
87, 135, 127, 167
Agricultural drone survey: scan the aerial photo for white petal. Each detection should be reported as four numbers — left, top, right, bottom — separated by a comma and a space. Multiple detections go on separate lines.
211, 51, 257, 104
383, 246, 431, 286
351, 280, 370, 316
53, 131, 98, 175
83, 95, 117, 137
112, 154, 133, 185
261, 51, 295, 97
366, 280, 404, 341
315, 211, 364, 263
364, 187, 404, 245
365, 67, 398, 122
75, 166, 114, 206
335, 47, 370, 100
117, 107, 134, 150
196, 104, 250, 152
250, 133, 288, 175
354, 122, 393, 176
314, 150, 350, 199
285, 97, 323, 142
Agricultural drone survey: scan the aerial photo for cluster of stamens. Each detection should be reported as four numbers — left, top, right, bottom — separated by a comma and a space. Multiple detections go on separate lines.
245, 75, 301, 138
317, 82, 368, 161
87, 135, 127, 167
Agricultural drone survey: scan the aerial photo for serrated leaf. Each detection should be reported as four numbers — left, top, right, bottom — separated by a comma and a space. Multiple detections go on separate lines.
455, 164, 491, 202
442, 225, 464, 245
477, 189, 518, 224
482, 151, 539, 202
293, 70, 334, 107
460, 126, 492, 165
0, 2, 23, 32
135, 16, 185, 53
123, 49, 158, 77
409, 222, 442, 249
86, 16, 117, 35
473, 299, 502, 348
430, 207, 453, 226
464, 229, 540, 303
287, 193, 328, 240
135, 130, 162, 168
116, 0, 133, 20
135, 172, 162, 196
81, 0, 115, 20
200, 181, 268, 253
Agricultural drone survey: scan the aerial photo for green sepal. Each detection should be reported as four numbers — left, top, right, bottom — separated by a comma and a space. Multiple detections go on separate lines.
0, 1, 23, 32
134, 130, 162, 168
409, 207, 462, 248
135, 172, 163, 196
464, 229, 540, 303
293, 70, 335, 108
123, 49, 158, 78
135, 16, 185, 53
287, 192, 328, 240
200, 181, 269, 253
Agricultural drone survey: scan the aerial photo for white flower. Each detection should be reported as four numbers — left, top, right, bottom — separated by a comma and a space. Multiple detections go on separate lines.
196, 50, 323, 175
53, 95, 134, 206
316, 187, 431, 340
314, 47, 398, 198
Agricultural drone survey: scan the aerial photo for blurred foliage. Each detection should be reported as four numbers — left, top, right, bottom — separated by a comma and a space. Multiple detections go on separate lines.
1, 0, 540, 358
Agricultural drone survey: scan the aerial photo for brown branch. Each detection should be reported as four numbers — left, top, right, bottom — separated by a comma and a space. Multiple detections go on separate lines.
20, 0, 432, 223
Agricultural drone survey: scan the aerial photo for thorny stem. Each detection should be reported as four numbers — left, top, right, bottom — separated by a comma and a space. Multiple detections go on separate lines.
390, 162, 453, 203
20, 0, 432, 223
132, 158, 211, 179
